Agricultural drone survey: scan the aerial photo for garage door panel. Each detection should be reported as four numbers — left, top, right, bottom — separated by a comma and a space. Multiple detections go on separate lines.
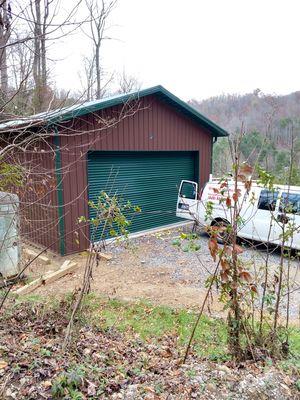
87, 151, 197, 240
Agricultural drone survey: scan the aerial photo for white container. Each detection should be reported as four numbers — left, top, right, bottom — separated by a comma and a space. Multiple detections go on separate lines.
0, 192, 20, 278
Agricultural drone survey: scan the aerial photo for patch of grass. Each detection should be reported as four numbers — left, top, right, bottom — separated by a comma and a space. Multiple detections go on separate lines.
7, 291, 42, 304
80, 295, 228, 361
279, 327, 300, 372
289, 327, 300, 355
80, 295, 300, 364
3, 292, 300, 366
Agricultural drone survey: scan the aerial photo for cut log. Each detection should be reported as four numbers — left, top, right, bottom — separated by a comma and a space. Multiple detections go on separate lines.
42, 261, 77, 285
60, 260, 73, 269
14, 260, 78, 295
24, 248, 51, 265
14, 276, 44, 295
99, 252, 113, 261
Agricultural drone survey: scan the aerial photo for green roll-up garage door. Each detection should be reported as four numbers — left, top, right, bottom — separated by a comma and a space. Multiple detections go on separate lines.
87, 151, 198, 240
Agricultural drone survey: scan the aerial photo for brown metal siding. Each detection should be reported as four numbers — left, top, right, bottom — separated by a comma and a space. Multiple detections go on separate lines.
17, 138, 60, 252
58, 95, 212, 254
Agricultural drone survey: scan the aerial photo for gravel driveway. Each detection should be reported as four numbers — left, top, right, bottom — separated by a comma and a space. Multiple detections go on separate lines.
110, 225, 300, 320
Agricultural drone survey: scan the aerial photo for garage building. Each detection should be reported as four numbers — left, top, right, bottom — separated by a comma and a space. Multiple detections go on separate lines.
1, 86, 228, 254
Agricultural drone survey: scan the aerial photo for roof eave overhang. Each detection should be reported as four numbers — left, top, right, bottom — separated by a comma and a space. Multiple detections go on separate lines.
51, 85, 229, 138
0, 85, 229, 138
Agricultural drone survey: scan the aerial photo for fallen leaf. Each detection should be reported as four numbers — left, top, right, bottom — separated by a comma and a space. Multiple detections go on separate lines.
87, 380, 97, 396
161, 347, 172, 358
0, 360, 8, 369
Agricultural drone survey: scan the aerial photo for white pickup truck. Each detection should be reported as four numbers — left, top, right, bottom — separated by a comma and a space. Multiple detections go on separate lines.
176, 178, 300, 250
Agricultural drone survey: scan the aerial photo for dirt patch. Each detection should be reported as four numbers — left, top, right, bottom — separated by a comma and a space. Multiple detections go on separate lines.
36, 261, 221, 311
30, 230, 223, 313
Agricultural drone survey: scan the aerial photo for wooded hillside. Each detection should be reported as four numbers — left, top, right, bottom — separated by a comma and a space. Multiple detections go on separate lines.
190, 91, 300, 182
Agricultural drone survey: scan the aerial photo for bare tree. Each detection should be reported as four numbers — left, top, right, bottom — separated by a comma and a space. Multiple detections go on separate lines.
81, 55, 94, 101
83, 0, 117, 100
0, 0, 87, 116
7, 32, 33, 115
24, 0, 64, 112
31, 0, 47, 111
117, 69, 141, 94
0, 0, 12, 99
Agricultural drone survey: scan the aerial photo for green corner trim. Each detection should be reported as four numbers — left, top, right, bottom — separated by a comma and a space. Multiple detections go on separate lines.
53, 128, 65, 255
211, 136, 217, 174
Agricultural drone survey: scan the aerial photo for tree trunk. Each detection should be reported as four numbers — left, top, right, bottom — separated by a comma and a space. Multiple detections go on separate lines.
0, 0, 10, 99
95, 44, 101, 98
84, 0, 117, 100
31, 0, 49, 112
41, 0, 49, 88
32, 0, 43, 111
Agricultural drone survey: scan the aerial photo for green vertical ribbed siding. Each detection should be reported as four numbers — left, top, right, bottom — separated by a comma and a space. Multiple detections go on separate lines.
87, 151, 197, 241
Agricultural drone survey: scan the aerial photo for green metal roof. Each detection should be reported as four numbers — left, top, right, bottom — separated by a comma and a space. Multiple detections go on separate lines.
0, 85, 228, 137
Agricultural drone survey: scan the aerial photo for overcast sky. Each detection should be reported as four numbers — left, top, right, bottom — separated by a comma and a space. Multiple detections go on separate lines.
54, 0, 300, 101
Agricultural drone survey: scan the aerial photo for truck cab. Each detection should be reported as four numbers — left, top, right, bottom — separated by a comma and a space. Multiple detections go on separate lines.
176, 180, 198, 221
176, 178, 300, 251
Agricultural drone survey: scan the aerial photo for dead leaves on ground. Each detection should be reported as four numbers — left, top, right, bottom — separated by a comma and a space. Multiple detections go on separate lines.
0, 300, 297, 399
0, 360, 8, 369
0, 300, 197, 399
